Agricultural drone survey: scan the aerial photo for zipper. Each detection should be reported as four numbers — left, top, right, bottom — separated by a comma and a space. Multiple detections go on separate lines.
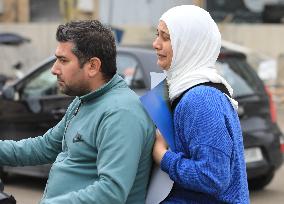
62, 100, 82, 151
42, 100, 82, 199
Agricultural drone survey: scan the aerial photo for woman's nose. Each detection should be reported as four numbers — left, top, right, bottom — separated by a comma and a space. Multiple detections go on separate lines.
153, 37, 161, 50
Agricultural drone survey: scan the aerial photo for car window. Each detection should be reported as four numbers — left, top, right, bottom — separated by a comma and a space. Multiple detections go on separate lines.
21, 61, 57, 98
117, 53, 146, 89
216, 58, 261, 97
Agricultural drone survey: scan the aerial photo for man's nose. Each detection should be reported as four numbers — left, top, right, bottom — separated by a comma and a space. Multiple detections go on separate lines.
51, 61, 60, 75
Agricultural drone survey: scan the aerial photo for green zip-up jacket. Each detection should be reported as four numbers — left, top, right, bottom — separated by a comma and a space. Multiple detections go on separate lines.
0, 74, 155, 204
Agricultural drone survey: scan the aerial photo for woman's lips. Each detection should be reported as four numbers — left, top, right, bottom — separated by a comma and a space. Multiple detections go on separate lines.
157, 53, 166, 59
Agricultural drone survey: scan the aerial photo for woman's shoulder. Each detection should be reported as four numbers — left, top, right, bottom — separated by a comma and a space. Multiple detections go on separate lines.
175, 85, 231, 116
182, 85, 223, 103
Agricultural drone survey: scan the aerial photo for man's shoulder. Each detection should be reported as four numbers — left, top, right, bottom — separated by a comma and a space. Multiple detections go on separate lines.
104, 87, 141, 108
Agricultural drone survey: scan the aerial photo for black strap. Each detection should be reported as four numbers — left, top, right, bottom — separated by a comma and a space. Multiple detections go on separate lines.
171, 82, 231, 111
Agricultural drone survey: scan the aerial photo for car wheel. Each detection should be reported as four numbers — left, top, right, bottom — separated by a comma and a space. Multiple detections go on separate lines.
0, 167, 8, 182
248, 171, 274, 191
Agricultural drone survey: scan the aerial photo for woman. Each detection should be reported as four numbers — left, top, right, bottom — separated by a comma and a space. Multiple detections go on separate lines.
152, 5, 249, 203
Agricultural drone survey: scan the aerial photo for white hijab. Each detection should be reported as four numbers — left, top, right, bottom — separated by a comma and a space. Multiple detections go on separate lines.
160, 5, 238, 109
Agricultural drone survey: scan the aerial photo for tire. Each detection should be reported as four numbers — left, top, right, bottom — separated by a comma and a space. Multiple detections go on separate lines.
248, 171, 274, 191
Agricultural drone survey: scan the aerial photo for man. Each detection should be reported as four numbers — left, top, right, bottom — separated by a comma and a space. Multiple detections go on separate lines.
0, 20, 155, 204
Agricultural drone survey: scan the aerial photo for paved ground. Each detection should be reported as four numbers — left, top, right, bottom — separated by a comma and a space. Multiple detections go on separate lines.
5, 166, 284, 204
250, 165, 284, 203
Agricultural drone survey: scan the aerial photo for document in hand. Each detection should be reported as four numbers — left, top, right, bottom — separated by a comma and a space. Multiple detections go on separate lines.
140, 79, 175, 151
140, 76, 174, 204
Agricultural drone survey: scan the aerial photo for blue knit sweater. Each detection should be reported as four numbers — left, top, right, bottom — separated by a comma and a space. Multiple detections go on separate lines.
160, 85, 249, 203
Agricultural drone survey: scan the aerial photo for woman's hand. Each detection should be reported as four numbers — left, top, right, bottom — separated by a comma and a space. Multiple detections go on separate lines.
153, 129, 168, 165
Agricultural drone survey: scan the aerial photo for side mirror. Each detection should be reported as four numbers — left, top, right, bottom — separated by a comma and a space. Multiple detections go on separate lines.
1, 86, 19, 101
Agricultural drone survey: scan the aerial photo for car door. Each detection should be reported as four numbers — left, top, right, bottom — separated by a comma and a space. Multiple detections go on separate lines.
0, 50, 150, 141
0, 59, 73, 141
117, 52, 148, 96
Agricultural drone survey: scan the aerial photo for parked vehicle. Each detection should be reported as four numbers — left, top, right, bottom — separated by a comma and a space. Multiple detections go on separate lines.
217, 49, 283, 190
0, 46, 283, 190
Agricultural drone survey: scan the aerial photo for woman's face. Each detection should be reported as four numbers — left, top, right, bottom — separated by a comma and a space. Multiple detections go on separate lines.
153, 20, 173, 70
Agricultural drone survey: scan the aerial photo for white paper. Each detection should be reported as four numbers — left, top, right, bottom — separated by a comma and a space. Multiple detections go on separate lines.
145, 165, 173, 204
150, 72, 166, 89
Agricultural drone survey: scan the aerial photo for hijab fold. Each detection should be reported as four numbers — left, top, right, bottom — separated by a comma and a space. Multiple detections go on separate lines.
160, 5, 238, 109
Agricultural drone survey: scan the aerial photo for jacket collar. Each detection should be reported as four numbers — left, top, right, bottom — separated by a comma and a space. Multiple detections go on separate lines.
78, 74, 126, 103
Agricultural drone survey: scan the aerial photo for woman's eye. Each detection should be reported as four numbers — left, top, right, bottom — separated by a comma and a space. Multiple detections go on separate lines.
163, 35, 170, 41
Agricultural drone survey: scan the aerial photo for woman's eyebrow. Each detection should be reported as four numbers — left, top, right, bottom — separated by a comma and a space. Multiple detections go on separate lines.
161, 31, 170, 38
163, 31, 170, 36
157, 28, 170, 37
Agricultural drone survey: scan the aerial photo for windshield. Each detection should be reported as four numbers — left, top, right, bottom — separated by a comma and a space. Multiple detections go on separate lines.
216, 58, 262, 97
21, 61, 58, 98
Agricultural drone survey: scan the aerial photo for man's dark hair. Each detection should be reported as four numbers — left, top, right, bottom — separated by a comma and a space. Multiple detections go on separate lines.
56, 20, 117, 80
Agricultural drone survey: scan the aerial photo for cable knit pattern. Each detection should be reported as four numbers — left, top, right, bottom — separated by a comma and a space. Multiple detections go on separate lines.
160, 85, 249, 203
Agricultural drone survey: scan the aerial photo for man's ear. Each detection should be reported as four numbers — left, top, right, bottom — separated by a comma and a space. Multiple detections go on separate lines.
88, 57, 102, 77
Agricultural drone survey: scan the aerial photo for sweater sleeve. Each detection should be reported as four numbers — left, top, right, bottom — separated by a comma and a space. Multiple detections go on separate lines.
161, 89, 233, 196
0, 116, 65, 166
42, 108, 152, 204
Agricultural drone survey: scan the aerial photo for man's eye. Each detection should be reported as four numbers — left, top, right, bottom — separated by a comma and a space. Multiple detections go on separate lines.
60, 59, 67, 63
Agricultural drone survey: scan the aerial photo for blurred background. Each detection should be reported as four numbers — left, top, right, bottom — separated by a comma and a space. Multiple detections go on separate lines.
1, 0, 284, 203
1, 0, 284, 97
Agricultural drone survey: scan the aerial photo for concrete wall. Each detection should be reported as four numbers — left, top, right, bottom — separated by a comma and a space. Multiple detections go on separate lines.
1, 22, 284, 78
219, 23, 284, 59
0, 23, 58, 57
218, 23, 284, 86
3, 22, 284, 59
0, 23, 58, 77
99, 0, 191, 26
